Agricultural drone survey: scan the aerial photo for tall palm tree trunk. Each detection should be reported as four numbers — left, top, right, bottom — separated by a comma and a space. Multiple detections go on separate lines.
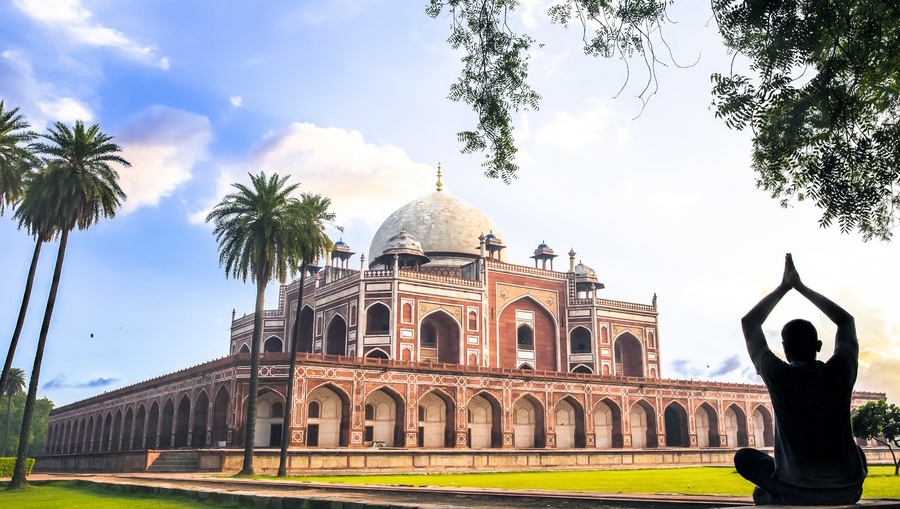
3, 394, 13, 456
278, 265, 307, 476
0, 240, 42, 404
10, 230, 67, 488
240, 277, 267, 475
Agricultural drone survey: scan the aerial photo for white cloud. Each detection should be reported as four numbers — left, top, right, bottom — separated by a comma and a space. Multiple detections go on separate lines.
0, 48, 94, 127
12, 0, 168, 69
519, 0, 546, 29
38, 97, 93, 123
230, 96, 243, 107
192, 123, 434, 225
117, 106, 211, 213
535, 100, 630, 150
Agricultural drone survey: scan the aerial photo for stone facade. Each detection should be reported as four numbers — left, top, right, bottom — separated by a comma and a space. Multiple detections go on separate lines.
44, 183, 886, 469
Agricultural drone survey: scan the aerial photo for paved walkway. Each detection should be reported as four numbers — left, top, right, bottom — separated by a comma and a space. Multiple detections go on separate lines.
12, 473, 900, 509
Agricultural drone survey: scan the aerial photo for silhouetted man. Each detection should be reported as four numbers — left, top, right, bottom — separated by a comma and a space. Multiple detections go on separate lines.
737, 254, 867, 505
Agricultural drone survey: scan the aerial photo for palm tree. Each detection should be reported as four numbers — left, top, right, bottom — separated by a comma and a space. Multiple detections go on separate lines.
206, 172, 300, 476
1, 172, 58, 434
0, 100, 35, 214
0, 102, 38, 419
9, 121, 129, 489
277, 193, 338, 477
2, 368, 26, 456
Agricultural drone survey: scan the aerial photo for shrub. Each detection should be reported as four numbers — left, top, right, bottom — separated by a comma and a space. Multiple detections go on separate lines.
0, 457, 34, 477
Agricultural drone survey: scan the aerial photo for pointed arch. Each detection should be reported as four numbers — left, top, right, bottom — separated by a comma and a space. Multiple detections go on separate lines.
419, 309, 462, 364
122, 407, 134, 451
555, 395, 586, 448
306, 383, 351, 447
497, 295, 559, 370
725, 404, 749, 448
695, 402, 721, 447
365, 348, 389, 359
593, 398, 623, 448
295, 305, 315, 353
160, 398, 175, 449
418, 389, 456, 448
365, 385, 406, 447
192, 390, 210, 448
325, 314, 347, 356
85, 416, 95, 453
174, 394, 192, 448
751, 405, 774, 447
629, 400, 657, 448
253, 388, 286, 447
147, 401, 161, 449
467, 391, 502, 448
366, 302, 391, 334
212, 386, 230, 446
569, 326, 592, 354
101, 412, 113, 452
239, 343, 250, 354
134, 404, 146, 450
572, 364, 593, 374
263, 335, 283, 353
76, 417, 87, 453
512, 394, 545, 448
663, 402, 689, 447
614, 332, 644, 377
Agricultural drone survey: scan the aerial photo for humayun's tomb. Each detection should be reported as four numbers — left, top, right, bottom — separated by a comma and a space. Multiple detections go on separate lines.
38, 172, 886, 473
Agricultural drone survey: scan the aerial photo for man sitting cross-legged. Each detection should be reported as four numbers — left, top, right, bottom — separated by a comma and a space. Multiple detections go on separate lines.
737, 254, 867, 505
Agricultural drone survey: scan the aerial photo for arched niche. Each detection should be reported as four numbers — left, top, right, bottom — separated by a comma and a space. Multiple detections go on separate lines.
263, 336, 283, 353
512, 394, 545, 448
629, 400, 657, 448
594, 398, 623, 448
695, 402, 721, 447
419, 310, 461, 364
365, 387, 405, 447
325, 315, 347, 356
418, 390, 455, 448
366, 303, 391, 334
306, 384, 350, 447
569, 326, 592, 354
664, 402, 689, 447
467, 392, 502, 448
614, 332, 644, 377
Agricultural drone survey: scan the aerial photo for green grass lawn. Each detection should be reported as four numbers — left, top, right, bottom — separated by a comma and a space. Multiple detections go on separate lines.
0, 481, 242, 508
275, 465, 900, 499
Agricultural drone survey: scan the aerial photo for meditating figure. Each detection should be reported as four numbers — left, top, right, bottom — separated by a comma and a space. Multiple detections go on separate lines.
736, 254, 867, 505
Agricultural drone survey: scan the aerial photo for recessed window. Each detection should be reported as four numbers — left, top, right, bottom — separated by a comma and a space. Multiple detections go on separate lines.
517, 325, 534, 350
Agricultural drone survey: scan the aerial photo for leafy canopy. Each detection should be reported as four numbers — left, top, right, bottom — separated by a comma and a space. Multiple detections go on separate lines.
0, 100, 36, 215
429, 1, 900, 240
206, 172, 302, 286
24, 120, 129, 233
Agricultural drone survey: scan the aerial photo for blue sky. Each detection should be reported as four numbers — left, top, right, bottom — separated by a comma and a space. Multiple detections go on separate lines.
1, 1, 898, 406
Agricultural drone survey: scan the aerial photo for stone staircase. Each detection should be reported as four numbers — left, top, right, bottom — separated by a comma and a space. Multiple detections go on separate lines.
147, 450, 200, 472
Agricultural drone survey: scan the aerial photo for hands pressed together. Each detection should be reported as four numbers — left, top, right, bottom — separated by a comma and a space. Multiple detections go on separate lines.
780, 253, 802, 291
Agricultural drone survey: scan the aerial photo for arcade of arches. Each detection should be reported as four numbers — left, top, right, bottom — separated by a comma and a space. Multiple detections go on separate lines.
44, 380, 777, 454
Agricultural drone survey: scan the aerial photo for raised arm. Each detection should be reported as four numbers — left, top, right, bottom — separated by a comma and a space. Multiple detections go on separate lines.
741, 255, 793, 363
794, 281, 858, 356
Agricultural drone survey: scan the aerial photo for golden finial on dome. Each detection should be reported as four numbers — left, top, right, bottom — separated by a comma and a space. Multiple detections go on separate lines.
436, 163, 443, 192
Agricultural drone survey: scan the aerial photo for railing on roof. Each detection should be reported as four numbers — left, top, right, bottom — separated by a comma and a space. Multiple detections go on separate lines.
596, 298, 655, 312
485, 259, 565, 278
398, 269, 482, 287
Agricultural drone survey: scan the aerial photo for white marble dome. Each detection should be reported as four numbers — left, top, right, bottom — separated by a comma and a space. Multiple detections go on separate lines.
369, 191, 506, 267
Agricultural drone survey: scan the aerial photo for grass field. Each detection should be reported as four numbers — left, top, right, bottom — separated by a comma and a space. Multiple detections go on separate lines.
278, 465, 900, 499
0, 482, 242, 508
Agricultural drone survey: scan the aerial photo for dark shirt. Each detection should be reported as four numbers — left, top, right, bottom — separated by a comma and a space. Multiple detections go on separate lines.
753, 345, 867, 488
